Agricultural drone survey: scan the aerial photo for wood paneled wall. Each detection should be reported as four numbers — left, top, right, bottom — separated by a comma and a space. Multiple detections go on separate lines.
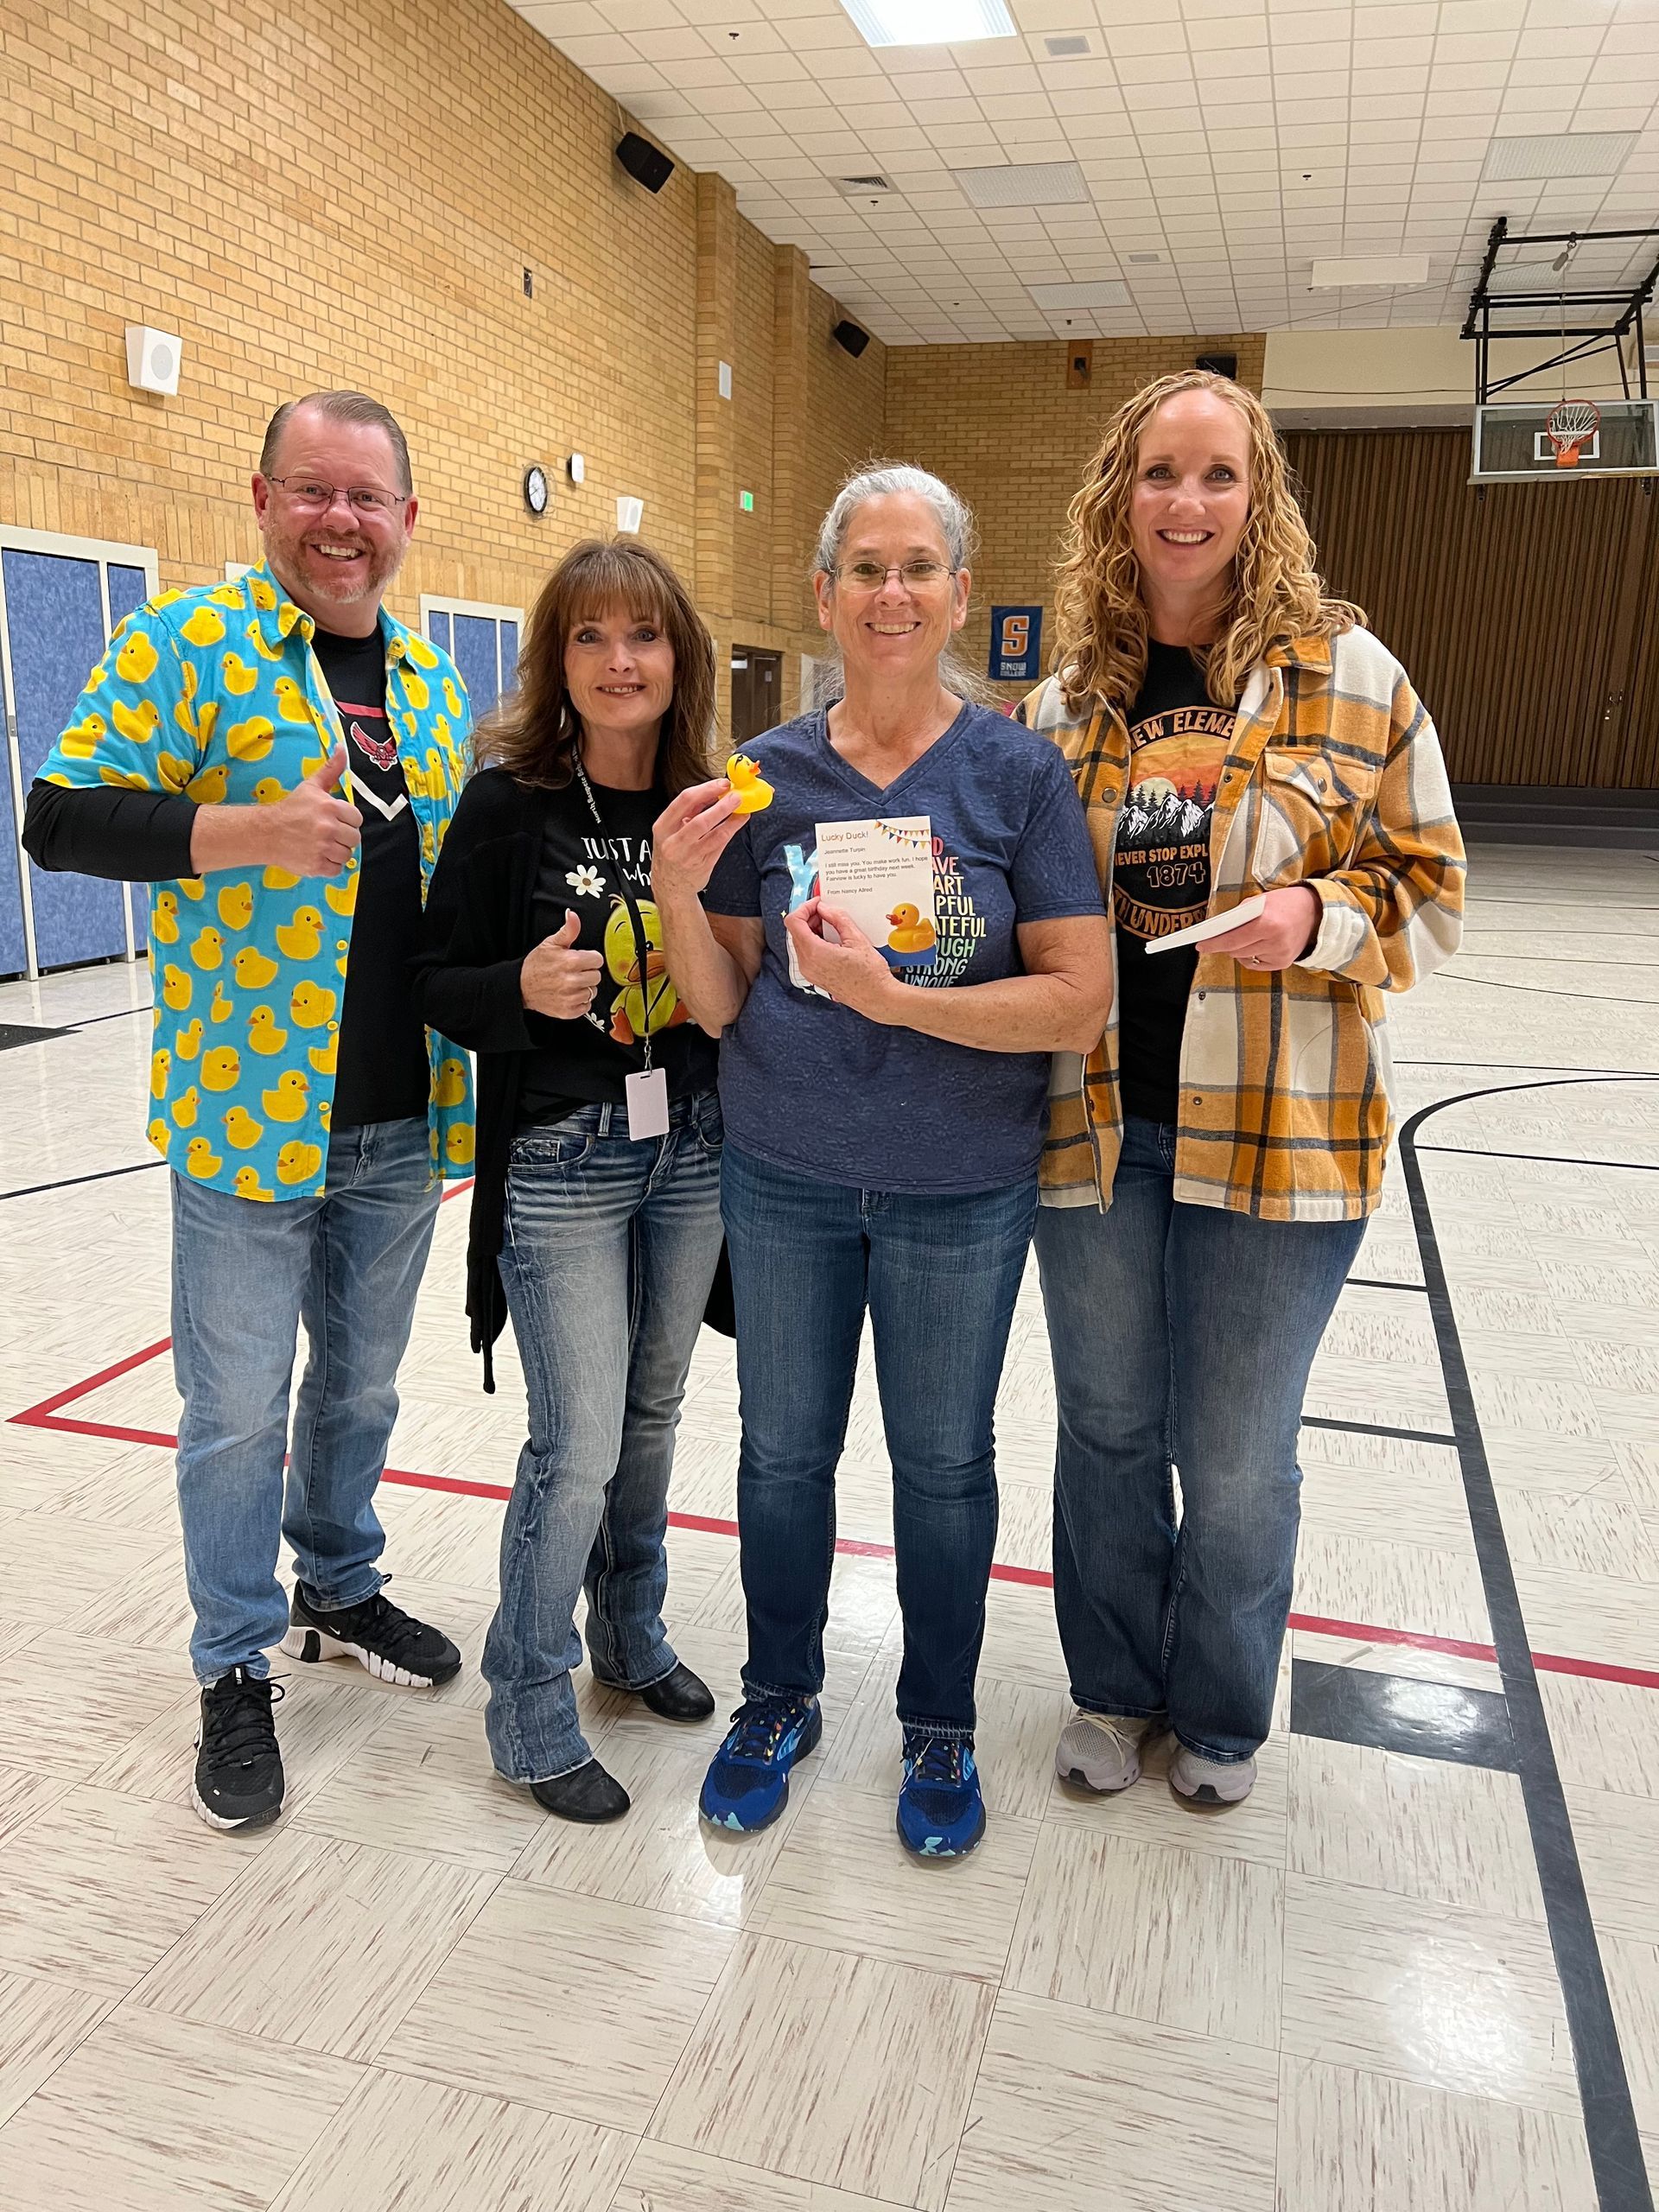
1283, 429, 1659, 791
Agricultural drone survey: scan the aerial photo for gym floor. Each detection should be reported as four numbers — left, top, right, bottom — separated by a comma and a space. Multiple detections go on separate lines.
0, 842, 1656, 2212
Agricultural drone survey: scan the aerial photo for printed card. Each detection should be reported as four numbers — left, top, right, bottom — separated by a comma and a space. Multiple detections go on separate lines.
813, 815, 938, 971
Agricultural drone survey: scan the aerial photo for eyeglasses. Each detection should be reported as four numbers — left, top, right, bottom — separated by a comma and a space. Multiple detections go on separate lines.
836, 560, 957, 590
264, 475, 409, 516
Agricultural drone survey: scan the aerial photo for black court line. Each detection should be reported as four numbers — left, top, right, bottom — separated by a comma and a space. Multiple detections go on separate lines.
1290, 1659, 1516, 1772
1345, 1274, 1429, 1294
1302, 1413, 1458, 1448
1435, 975, 1659, 1005
1405, 1075, 1657, 2212
72, 1004, 154, 1027
0, 1159, 166, 1203
1398, 1060, 1657, 1076
0, 1021, 73, 1051
1420, 1143, 1659, 1175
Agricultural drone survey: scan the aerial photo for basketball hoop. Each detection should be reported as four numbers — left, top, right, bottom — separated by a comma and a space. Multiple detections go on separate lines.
1546, 397, 1599, 468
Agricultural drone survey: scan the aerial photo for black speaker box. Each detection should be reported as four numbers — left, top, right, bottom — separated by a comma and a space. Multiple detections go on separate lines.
832, 319, 870, 358
1195, 352, 1238, 378
616, 132, 674, 194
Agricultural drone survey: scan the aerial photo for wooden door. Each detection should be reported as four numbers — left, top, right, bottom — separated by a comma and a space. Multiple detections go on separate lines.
730, 649, 782, 748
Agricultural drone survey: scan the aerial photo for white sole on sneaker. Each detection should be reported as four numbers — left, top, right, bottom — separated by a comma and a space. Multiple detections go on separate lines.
280, 1622, 440, 1688
190, 1783, 283, 1832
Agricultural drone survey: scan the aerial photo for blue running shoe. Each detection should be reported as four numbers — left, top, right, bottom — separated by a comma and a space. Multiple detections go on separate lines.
699, 1694, 822, 1833
897, 1732, 986, 1859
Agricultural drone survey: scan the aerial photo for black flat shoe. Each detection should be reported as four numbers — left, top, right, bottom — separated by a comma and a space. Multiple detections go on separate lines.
530, 1758, 631, 1823
639, 1662, 716, 1723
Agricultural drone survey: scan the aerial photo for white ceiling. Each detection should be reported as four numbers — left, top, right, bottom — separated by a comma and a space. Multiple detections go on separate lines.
512, 0, 1659, 345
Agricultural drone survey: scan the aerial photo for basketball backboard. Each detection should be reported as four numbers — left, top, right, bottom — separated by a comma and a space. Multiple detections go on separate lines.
1470, 397, 1659, 483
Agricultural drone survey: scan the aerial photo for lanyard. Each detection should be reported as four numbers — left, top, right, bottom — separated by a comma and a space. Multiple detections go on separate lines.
572, 759, 662, 1073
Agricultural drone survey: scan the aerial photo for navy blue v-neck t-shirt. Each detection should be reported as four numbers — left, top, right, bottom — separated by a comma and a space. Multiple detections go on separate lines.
703, 701, 1102, 1193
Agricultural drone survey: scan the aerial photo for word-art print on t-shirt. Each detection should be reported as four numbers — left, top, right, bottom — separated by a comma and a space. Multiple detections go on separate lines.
1113, 699, 1236, 945
563, 826, 688, 1045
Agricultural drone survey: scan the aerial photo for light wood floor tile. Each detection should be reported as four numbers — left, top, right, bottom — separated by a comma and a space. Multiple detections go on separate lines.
1281, 1875, 1580, 2113
1287, 1738, 1543, 1920
747, 1779, 1039, 1981
378, 1881, 734, 2130
821, 1660, 1070, 1823
1293, 1529, 1492, 1647
1604, 1932, 1659, 2136
133, 1828, 496, 2058
293, 1701, 544, 1869
1515, 1565, 1659, 1670
1541, 1672, 1659, 1800
0, 1635, 196, 1778
615, 2141, 899, 2210
267, 2066, 635, 2212
0, 1785, 264, 1993
1007, 1824, 1284, 2047
0, 1764, 70, 1854
652, 1932, 995, 2210
0, 1972, 111, 2129
944, 1988, 1278, 2212
1277, 2055, 1596, 2211
93, 1662, 386, 1816
1564, 1783, 1659, 1943
0, 2006, 361, 2212
1046, 1729, 1290, 1867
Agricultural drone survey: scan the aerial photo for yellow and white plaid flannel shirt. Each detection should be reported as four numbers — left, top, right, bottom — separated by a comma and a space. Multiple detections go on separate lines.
1017, 626, 1465, 1224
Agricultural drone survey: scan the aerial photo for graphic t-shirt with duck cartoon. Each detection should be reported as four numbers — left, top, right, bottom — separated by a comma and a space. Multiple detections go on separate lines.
516, 779, 717, 1129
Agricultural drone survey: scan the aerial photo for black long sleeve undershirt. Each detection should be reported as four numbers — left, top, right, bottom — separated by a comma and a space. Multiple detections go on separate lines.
22, 779, 198, 883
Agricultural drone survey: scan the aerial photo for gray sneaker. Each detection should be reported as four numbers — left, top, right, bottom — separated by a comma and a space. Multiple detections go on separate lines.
1055, 1710, 1151, 1794
1168, 1745, 1255, 1808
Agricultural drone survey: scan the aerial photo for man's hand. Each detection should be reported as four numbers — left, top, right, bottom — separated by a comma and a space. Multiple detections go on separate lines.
1204, 885, 1322, 972
188, 746, 362, 879
521, 908, 605, 1020
785, 899, 905, 1022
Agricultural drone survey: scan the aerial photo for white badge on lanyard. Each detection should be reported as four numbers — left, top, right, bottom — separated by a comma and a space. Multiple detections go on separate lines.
625, 1065, 671, 1139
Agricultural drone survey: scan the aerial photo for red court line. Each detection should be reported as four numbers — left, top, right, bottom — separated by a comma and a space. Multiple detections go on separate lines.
10, 1333, 1659, 1694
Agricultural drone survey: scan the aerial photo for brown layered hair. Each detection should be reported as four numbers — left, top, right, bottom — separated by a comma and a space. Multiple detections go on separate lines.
1052, 370, 1364, 716
477, 538, 716, 793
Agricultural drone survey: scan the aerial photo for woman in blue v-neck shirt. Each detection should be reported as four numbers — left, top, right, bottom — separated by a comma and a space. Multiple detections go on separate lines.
653, 465, 1110, 1859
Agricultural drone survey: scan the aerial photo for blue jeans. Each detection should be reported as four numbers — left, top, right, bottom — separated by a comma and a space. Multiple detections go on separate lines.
484, 1093, 724, 1784
170, 1116, 441, 1684
721, 1141, 1038, 1739
1035, 1116, 1365, 1761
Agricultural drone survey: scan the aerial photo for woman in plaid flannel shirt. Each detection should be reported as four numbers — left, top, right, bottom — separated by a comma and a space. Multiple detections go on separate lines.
1019, 371, 1464, 1808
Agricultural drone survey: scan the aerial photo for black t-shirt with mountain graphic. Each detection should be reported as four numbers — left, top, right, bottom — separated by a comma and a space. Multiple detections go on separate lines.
1113, 641, 1236, 1126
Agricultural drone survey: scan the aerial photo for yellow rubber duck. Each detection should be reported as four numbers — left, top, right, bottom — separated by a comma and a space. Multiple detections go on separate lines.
195, 701, 219, 746
885, 904, 938, 957
150, 892, 181, 944
445, 1122, 476, 1166
262, 1069, 309, 1122
147, 1118, 171, 1157
209, 979, 236, 1023
318, 1098, 332, 1132
289, 980, 336, 1029
247, 1005, 287, 1056
251, 778, 286, 806
161, 963, 192, 1012
171, 1085, 200, 1128
334, 938, 349, 978
725, 753, 774, 813
99, 767, 151, 791
158, 749, 196, 791
603, 898, 686, 1046
210, 583, 245, 610
226, 716, 275, 762
246, 619, 285, 662
179, 876, 207, 902
276, 1139, 324, 1185
216, 881, 254, 931
149, 1046, 171, 1100
220, 652, 259, 696
233, 1166, 276, 1201
186, 763, 231, 805
223, 1105, 264, 1151
189, 926, 225, 972
200, 1045, 240, 1092
184, 1135, 224, 1179
264, 864, 302, 891
308, 1024, 339, 1075
433, 1056, 467, 1108
233, 946, 280, 989
249, 575, 278, 612
115, 627, 158, 683
273, 676, 313, 725
323, 870, 358, 915
275, 906, 323, 961
59, 713, 106, 760
175, 1018, 203, 1061
112, 698, 162, 747
404, 632, 439, 670
401, 670, 430, 711
179, 606, 226, 648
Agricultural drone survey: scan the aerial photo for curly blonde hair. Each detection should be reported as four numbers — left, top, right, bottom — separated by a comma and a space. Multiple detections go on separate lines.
1052, 370, 1364, 715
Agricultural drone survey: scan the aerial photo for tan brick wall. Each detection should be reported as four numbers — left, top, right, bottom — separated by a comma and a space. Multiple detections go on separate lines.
885, 335, 1266, 700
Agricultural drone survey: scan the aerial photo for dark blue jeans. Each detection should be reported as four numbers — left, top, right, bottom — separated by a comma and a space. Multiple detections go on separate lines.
721, 1141, 1038, 1739
1034, 1116, 1366, 1763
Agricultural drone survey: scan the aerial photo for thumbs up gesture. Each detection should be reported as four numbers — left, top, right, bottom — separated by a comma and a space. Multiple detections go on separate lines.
520, 907, 605, 1019
261, 746, 363, 876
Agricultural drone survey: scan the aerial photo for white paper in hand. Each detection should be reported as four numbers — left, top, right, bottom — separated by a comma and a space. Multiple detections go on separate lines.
1143, 892, 1267, 955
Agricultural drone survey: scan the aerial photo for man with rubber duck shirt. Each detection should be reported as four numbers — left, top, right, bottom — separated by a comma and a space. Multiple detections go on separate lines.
23, 391, 474, 1838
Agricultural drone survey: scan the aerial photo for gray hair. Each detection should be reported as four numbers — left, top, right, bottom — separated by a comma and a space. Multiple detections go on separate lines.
813, 462, 977, 579
811, 463, 990, 704
260, 391, 414, 495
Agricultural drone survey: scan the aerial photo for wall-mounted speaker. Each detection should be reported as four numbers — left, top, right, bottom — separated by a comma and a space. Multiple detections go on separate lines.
832, 319, 870, 358
1195, 352, 1238, 378
616, 132, 674, 194
125, 324, 181, 395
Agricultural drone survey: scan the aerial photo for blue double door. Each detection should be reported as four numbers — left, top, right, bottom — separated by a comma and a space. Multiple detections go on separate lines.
423, 606, 519, 717
1, 540, 154, 978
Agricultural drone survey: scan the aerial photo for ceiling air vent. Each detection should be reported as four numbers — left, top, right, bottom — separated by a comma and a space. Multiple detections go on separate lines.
1481, 131, 1637, 182
1029, 279, 1129, 310
1127, 251, 1162, 265
835, 173, 896, 198
1043, 32, 1094, 57
953, 160, 1089, 208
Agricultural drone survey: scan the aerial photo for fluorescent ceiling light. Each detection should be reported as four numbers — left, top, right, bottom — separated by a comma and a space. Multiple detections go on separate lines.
1310, 257, 1429, 289
1029, 280, 1129, 309
954, 159, 1089, 208
838, 0, 1014, 45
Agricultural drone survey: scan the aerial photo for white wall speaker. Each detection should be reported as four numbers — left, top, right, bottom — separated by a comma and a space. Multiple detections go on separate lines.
125, 325, 182, 396
616, 494, 644, 534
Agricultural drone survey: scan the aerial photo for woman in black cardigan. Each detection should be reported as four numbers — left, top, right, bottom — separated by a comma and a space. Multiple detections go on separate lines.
415, 539, 724, 1824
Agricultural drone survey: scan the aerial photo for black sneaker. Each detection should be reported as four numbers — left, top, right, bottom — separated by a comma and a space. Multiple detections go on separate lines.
194, 1666, 284, 1831
281, 1583, 462, 1688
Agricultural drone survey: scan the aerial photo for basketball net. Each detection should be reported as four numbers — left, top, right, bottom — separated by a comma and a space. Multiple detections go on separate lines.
1546, 397, 1599, 468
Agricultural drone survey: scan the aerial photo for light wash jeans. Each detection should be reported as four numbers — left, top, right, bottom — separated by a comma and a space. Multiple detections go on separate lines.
169, 1116, 441, 1684
721, 1141, 1038, 1739
484, 1092, 724, 1784
1034, 1116, 1365, 1763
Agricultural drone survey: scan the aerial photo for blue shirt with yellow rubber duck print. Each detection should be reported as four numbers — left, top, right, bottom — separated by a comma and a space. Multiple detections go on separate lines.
37, 560, 477, 1201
